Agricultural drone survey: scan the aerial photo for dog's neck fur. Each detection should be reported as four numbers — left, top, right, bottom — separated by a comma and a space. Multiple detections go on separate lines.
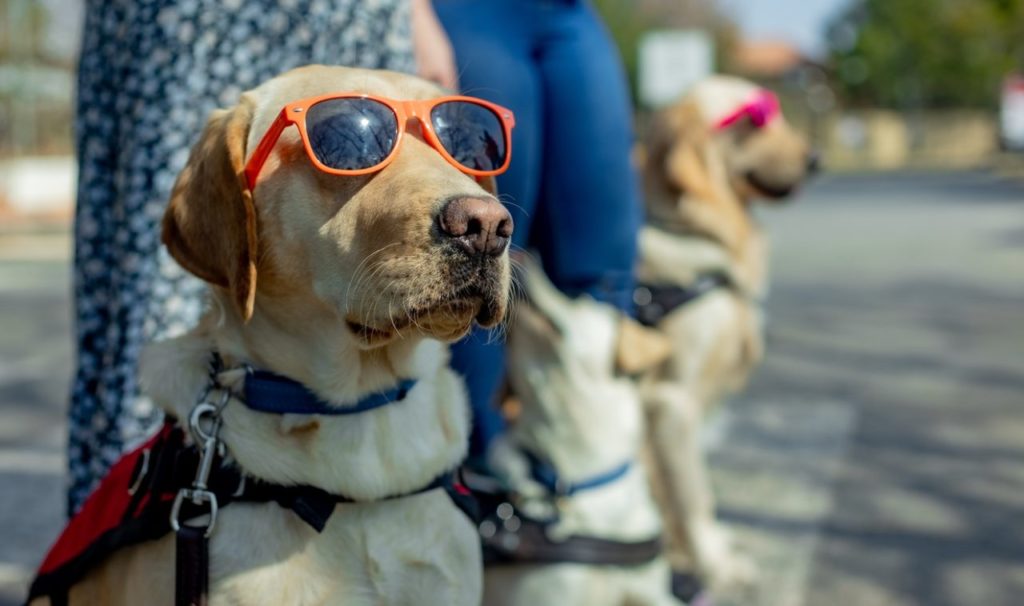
514, 378, 663, 539
515, 378, 663, 540
507, 307, 663, 540
643, 179, 767, 296
514, 376, 640, 482
139, 288, 470, 500
214, 289, 419, 401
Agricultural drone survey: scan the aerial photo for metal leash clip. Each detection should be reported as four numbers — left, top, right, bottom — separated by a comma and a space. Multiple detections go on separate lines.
170, 390, 230, 538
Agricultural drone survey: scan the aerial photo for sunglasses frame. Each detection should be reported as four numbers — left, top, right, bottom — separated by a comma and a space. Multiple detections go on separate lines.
713, 89, 781, 131
244, 93, 516, 191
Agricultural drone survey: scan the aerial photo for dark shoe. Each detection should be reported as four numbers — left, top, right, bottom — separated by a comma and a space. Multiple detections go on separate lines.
672, 570, 712, 606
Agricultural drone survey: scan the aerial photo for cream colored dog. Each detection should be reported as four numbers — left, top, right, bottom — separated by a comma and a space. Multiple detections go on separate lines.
36, 65, 512, 605
482, 257, 680, 606
637, 76, 815, 588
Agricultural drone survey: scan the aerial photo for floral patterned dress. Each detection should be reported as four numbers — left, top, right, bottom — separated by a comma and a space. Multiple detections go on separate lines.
69, 0, 414, 514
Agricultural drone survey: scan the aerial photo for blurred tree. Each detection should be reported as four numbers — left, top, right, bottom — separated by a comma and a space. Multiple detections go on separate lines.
829, 0, 1024, 108
1, 0, 76, 156
0, 0, 55, 64
592, 0, 738, 99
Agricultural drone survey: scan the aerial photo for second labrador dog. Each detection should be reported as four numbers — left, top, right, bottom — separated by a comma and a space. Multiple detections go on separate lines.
480, 257, 680, 606
29, 65, 513, 605
636, 76, 816, 588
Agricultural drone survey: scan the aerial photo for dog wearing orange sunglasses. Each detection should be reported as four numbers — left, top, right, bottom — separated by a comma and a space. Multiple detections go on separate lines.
634, 76, 817, 591
30, 65, 514, 606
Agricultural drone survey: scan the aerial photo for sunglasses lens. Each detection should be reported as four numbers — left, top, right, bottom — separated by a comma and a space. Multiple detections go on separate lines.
430, 101, 507, 172
306, 98, 398, 171
748, 105, 766, 127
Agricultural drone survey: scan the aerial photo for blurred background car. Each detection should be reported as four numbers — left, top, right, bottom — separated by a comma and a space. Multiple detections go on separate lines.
1000, 75, 1024, 151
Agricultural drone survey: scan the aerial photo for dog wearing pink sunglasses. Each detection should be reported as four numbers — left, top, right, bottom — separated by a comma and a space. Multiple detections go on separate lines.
634, 75, 817, 591
28, 65, 515, 606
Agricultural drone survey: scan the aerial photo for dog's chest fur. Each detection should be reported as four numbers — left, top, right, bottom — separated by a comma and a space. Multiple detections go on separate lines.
638, 225, 767, 401
98, 330, 485, 605
72, 494, 480, 605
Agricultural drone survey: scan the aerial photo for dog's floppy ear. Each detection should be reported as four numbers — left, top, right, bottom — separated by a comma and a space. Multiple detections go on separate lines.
649, 99, 753, 256
517, 253, 574, 328
616, 317, 672, 375
162, 98, 258, 321
652, 100, 719, 202
514, 298, 562, 347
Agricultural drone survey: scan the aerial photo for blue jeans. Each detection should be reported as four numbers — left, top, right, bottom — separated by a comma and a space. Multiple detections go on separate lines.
435, 0, 641, 458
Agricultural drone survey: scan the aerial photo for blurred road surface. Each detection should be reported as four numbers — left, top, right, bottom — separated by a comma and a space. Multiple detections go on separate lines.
0, 234, 70, 605
710, 171, 1024, 606
0, 170, 1022, 605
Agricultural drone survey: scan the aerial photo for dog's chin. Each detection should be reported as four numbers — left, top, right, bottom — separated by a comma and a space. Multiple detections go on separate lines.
410, 299, 481, 342
743, 171, 800, 201
347, 294, 506, 348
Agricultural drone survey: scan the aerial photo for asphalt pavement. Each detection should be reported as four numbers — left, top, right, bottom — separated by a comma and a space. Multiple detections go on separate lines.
709, 170, 1024, 606
0, 170, 1022, 605
0, 235, 70, 605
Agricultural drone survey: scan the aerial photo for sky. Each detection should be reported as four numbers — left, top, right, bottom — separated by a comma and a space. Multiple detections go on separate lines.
720, 0, 853, 58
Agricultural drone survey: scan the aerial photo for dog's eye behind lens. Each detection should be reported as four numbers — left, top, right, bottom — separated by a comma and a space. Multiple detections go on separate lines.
307, 99, 398, 170
431, 102, 506, 171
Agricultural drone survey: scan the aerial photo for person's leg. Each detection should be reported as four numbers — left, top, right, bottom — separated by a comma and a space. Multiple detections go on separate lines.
434, 0, 543, 458
67, 0, 125, 514
531, 1, 641, 313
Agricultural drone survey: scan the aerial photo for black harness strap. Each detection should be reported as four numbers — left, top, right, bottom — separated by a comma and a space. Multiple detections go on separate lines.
166, 452, 465, 606
481, 506, 662, 567
140, 425, 469, 606
474, 488, 663, 567
157, 438, 466, 532
28, 358, 472, 606
634, 272, 735, 327
175, 526, 208, 606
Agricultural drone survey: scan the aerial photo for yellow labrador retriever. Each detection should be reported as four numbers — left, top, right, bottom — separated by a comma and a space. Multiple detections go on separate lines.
480, 257, 680, 606
636, 76, 816, 588
30, 65, 513, 605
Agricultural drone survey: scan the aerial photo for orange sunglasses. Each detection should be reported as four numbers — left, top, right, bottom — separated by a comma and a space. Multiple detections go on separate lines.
244, 93, 516, 190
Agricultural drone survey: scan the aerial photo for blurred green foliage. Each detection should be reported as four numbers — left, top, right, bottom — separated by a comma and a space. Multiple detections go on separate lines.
829, 0, 1024, 109
0, 0, 54, 64
591, 0, 650, 97
591, 0, 737, 100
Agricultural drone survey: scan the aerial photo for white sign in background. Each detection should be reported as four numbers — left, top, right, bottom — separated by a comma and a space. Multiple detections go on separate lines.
638, 30, 715, 109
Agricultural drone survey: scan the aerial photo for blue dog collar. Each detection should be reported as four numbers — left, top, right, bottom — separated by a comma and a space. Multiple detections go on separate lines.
523, 449, 632, 497
243, 369, 417, 416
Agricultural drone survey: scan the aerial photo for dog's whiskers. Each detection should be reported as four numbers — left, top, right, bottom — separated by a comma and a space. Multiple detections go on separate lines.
496, 194, 530, 219
353, 261, 400, 330
495, 255, 527, 343
346, 243, 401, 306
385, 285, 405, 338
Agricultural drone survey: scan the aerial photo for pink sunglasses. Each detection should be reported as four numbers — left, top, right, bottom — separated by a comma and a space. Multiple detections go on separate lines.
713, 89, 781, 131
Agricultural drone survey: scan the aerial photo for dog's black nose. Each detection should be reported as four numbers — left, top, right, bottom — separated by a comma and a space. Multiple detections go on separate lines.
438, 197, 513, 257
806, 151, 821, 174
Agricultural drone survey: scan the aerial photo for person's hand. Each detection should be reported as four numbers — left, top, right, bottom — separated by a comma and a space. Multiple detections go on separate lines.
411, 0, 458, 90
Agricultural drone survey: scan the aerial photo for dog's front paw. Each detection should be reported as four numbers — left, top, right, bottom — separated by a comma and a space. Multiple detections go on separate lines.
707, 549, 759, 591
690, 522, 758, 590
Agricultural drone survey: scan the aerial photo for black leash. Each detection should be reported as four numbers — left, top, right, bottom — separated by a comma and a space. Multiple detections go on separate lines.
175, 525, 209, 606
172, 381, 228, 606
